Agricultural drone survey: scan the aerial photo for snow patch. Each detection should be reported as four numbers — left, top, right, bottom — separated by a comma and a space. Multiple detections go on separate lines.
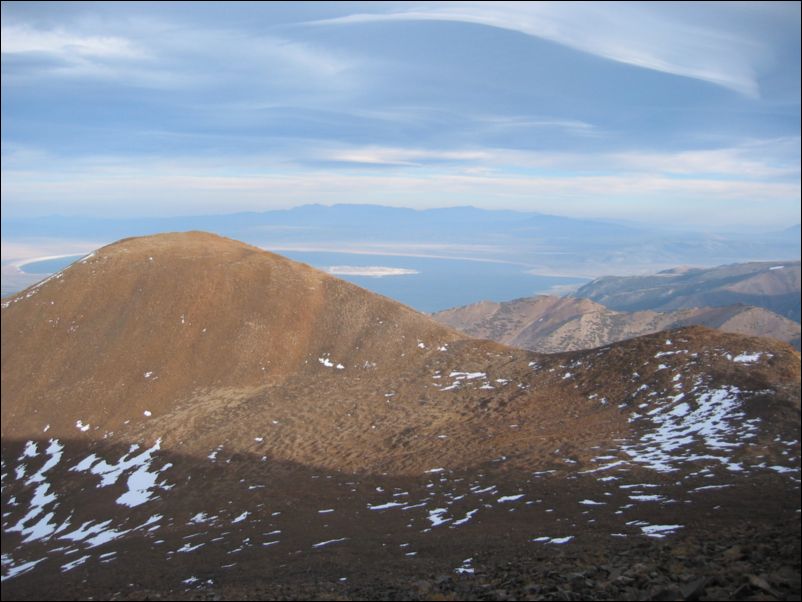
622, 386, 759, 473
532, 536, 574, 544
427, 508, 451, 527
70, 439, 169, 507
732, 352, 764, 364
312, 537, 348, 548
231, 511, 249, 524
368, 501, 405, 511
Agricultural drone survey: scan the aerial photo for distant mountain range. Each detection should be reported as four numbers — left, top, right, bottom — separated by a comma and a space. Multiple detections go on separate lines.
3, 205, 800, 278
434, 295, 801, 352
573, 261, 801, 323
434, 260, 801, 352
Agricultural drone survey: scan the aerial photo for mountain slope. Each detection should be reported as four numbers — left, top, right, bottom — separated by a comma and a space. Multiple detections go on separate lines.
433, 295, 801, 352
5, 233, 796, 474
2, 232, 800, 599
573, 261, 801, 322
1, 232, 465, 450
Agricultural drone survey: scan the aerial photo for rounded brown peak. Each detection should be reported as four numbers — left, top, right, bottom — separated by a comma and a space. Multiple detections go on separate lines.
2, 232, 465, 440
61, 230, 342, 297
98, 231, 283, 261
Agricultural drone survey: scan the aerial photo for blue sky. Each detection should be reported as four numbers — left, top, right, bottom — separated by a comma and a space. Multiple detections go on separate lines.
1, 1, 800, 229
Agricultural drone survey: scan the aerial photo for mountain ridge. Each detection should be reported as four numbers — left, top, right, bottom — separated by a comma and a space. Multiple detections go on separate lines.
574, 260, 801, 322
433, 294, 801, 353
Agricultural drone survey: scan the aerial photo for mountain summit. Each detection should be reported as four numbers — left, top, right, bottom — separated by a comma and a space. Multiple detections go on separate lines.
2, 233, 800, 599
2, 232, 464, 448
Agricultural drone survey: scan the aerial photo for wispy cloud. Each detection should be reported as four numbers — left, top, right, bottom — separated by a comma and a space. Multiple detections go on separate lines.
475, 115, 601, 138
308, 140, 800, 181
609, 141, 801, 179
487, 141, 801, 181
2, 22, 190, 87
2, 24, 145, 59
307, 1, 769, 97
2, 20, 358, 92
322, 146, 492, 166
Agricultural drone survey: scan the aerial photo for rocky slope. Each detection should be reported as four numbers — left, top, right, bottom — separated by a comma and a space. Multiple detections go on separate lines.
2, 233, 799, 599
574, 261, 801, 323
433, 295, 801, 352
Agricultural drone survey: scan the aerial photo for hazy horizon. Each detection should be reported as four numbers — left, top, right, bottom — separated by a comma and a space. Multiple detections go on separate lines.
3, 202, 799, 307
5, 200, 801, 231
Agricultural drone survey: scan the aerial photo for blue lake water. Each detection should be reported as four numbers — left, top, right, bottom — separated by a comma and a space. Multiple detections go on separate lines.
20, 251, 588, 313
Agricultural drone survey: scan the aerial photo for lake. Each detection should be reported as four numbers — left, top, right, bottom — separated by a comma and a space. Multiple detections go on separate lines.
19, 250, 588, 313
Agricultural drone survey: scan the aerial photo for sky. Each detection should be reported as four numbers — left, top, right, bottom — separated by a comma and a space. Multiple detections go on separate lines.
1, 1, 800, 230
